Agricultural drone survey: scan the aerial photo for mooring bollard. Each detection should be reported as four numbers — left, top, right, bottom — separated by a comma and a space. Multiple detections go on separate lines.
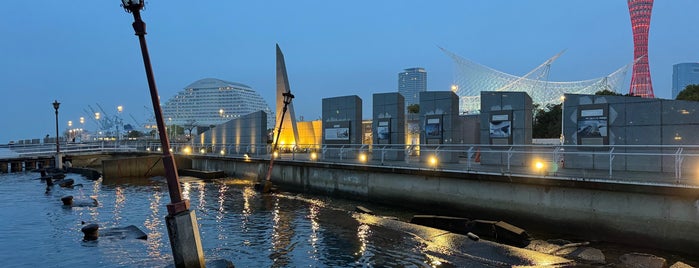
81, 223, 99, 241
61, 196, 74, 206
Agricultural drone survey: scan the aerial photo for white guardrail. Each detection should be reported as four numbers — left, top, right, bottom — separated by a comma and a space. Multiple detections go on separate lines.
4, 141, 699, 186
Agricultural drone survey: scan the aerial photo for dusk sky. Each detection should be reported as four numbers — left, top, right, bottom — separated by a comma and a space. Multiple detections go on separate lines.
1, 1, 697, 143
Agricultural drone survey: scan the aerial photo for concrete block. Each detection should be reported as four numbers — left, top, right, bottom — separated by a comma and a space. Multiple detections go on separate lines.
166, 210, 205, 267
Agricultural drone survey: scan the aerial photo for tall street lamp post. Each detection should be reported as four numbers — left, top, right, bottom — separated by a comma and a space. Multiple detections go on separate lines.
120, 1, 204, 267
53, 100, 62, 169
261, 91, 294, 192
560, 95, 565, 145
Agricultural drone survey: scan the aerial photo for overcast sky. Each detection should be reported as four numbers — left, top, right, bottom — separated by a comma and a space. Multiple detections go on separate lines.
1, 1, 697, 142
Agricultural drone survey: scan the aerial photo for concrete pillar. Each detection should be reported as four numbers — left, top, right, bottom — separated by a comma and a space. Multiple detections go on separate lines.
55, 154, 63, 170
25, 161, 36, 171
166, 210, 205, 268
10, 162, 22, 173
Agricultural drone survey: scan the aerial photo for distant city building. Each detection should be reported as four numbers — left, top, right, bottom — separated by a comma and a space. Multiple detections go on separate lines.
161, 78, 273, 129
398, 67, 427, 111
672, 63, 699, 98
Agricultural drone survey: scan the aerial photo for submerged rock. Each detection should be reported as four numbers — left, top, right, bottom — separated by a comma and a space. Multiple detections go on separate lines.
619, 253, 666, 268
101, 225, 147, 240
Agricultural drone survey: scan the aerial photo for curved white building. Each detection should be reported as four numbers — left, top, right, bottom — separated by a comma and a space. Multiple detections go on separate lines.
162, 78, 273, 128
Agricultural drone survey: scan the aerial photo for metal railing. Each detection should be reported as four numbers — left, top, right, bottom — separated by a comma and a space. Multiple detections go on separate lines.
6, 141, 699, 186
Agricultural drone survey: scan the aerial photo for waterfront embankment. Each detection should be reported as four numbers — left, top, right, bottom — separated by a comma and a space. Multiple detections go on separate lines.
188, 154, 699, 257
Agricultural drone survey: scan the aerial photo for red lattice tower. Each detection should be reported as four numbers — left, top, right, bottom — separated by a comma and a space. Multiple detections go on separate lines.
627, 0, 654, 98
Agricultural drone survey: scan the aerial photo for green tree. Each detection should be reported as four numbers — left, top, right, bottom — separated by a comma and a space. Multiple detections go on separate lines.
407, 104, 420, 114
595, 89, 622, 96
127, 130, 144, 139
676, 84, 699, 101
533, 103, 562, 138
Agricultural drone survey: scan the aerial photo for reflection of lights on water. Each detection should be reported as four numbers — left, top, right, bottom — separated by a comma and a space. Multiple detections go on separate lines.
113, 186, 125, 225
216, 184, 230, 241
90, 179, 102, 221
196, 182, 206, 212
182, 182, 191, 199
144, 189, 163, 258
307, 202, 321, 260
356, 223, 372, 259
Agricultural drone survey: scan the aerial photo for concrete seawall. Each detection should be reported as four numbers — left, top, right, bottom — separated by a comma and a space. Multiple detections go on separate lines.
190, 155, 699, 256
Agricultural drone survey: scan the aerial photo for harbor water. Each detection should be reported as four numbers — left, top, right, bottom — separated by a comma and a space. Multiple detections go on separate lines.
0, 171, 696, 267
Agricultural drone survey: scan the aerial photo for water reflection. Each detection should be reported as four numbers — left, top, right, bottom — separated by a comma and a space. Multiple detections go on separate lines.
355, 223, 373, 265
113, 186, 124, 225
1, 173, 641, 267
144, 185, 163, 258
307, 201, 320, 261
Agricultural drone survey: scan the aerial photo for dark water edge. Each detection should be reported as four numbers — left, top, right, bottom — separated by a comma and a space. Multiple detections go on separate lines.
0, 171, 696, 267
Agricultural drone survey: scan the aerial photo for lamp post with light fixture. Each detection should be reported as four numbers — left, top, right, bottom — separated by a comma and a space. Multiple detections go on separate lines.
119, 1, 204, 267
560, 95, 565, 145
261, 91, 294, 192
52, 100, 62, 169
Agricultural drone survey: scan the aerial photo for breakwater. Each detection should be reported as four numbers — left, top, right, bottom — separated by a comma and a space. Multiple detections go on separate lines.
189, 155, 699, 257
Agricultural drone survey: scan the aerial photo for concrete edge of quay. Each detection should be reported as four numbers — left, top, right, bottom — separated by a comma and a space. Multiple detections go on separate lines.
188, 155, 699, 257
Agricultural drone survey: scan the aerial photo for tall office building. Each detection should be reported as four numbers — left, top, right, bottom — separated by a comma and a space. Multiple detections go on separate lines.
398, 67, 427, 111
627, 0, 655, 98
672, 63, 699, 99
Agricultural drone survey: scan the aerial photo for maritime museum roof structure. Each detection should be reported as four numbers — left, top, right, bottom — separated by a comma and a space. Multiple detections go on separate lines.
441, 48, 631, 114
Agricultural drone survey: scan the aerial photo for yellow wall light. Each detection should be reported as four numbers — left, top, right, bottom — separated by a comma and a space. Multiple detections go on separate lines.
359, 153, 367, 163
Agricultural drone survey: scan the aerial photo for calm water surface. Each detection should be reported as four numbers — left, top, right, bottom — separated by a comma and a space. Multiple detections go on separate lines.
1, 172, 697, 267
0, 172, 462, 267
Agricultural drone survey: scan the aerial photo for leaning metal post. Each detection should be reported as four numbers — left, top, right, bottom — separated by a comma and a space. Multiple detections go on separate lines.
122, 3, 205, 267
263, 92, 293, 192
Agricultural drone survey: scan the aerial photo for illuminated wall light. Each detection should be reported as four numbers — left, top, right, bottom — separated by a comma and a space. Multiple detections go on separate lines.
310, 152, 317, 161
183, 146, 192, 155
273, 151, 279, 159
200, 148, 206, 154
535, 161, 544, 170
157, 147, 162, 152
169, 148, 173, 153
429, 156, 438, 166
359, 153, 367, 163
220, 150, 226, 155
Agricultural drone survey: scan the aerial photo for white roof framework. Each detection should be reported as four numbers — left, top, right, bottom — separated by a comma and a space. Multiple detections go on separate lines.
441, 48, 631, 114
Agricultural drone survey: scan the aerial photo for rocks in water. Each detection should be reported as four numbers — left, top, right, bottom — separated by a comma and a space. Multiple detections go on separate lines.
61, 196, 74, 206
100, 225, 148, 240
61, 195, 98, 207
670, 261, 694, 268
56, 179, 74, 188
409, 215, 531, 247
80, 224, 148, 241
355, 206, 374, 215
205, 259, 235, 268
619, 253, 666, 268
527, 239, 606, 265
81, 223, 99, 241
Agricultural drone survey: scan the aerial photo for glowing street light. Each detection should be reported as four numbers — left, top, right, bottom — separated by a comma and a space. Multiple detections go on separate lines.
52, 100, 62, 169
560, 95, 565, 145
